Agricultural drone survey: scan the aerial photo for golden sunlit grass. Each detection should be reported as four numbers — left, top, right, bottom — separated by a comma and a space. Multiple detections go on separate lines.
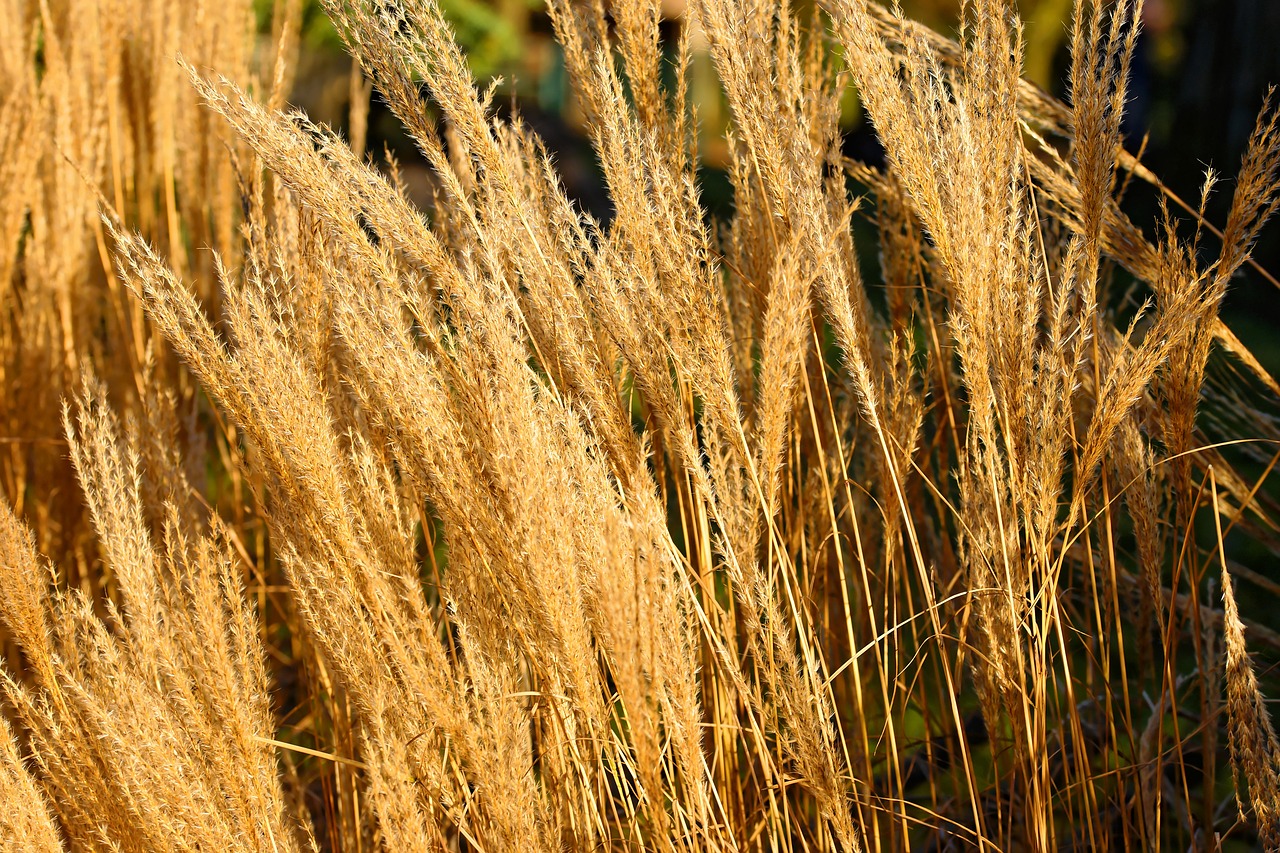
2, 0, 1280, 850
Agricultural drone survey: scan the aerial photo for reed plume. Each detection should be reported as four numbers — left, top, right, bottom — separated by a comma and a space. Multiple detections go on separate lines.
2, 0, 1280, 850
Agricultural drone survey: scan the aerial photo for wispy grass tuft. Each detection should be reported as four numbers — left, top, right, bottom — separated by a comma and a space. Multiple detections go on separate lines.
3, 0, 1280, 850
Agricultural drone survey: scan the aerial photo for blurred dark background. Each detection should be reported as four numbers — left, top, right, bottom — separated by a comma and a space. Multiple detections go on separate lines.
279, 0, 1280, 366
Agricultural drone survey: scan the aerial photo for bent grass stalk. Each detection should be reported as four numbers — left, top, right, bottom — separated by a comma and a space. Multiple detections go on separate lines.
1, 0, 1280, 850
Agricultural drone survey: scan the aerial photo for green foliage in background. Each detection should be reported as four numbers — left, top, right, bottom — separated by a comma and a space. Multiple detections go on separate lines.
257, 0, 539, 79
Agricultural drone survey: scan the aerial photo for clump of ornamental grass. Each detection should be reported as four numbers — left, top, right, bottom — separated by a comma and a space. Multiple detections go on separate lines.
3, 0, 1280, 850
1, 374, 310, 852
0, 0, 280, 575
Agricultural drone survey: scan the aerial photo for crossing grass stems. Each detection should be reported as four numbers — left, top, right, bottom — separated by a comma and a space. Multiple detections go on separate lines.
2, 0, 1280, 849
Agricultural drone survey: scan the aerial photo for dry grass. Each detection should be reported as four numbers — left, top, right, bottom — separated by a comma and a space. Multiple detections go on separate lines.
3, 0, 1280, 850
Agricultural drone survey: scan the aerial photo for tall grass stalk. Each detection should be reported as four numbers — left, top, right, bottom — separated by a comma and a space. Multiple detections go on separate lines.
3, 0, 1280, 849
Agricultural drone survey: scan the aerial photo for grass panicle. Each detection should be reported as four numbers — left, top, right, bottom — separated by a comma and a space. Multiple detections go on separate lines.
2, 0, 1280, 850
